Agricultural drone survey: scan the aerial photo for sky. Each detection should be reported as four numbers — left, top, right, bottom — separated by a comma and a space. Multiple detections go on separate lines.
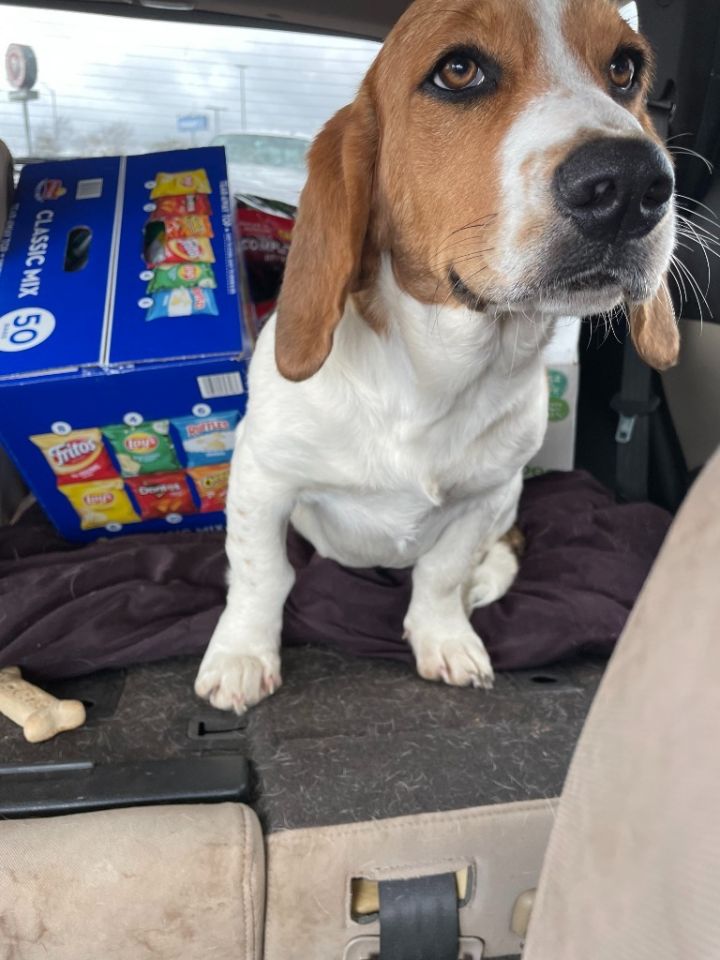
0, 4, 380, 158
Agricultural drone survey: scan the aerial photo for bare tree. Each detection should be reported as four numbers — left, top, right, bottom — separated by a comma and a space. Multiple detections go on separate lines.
78, 121, 136, 156
32, 116, 76, 157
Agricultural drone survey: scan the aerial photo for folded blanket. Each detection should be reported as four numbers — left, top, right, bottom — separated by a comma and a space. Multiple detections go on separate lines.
0, 471, 671, 680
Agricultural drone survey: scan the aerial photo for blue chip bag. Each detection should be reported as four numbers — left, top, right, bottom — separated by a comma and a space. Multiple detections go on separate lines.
172, 410, 240, 466
146, 286, 218, 321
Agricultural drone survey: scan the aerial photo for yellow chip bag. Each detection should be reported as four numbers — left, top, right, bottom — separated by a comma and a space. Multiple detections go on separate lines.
60, 479, 140, 530
150, 169, 212, 199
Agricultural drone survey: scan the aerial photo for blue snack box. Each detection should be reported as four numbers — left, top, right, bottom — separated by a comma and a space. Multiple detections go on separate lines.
0, 147, 248, 541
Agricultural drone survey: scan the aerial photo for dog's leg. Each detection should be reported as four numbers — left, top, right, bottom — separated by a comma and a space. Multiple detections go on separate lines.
405, 499, 519, 690
195, 447, 295, 714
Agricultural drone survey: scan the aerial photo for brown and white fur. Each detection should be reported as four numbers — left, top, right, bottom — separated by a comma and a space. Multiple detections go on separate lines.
196, 0, 679, 712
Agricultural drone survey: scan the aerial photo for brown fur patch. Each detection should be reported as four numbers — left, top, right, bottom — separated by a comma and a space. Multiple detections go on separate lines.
501, 525, 526, 558
629, 280, 679, 371
275, 93, 378, 381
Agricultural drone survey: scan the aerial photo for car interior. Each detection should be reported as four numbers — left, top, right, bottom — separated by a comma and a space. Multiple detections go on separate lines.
0, 0, 719, 958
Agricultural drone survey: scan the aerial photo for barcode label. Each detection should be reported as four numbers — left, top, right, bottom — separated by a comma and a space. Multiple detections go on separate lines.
76, 178, 103, 200
197, 372, 244, 399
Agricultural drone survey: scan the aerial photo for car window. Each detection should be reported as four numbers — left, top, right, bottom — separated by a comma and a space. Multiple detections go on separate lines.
0, 4, 379, 162
211, 134, 309, 170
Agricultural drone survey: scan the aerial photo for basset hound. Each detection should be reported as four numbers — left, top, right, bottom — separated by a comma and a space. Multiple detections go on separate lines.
196, 0, 678, 712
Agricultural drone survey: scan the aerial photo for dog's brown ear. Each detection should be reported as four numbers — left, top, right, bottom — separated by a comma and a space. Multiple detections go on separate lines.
275, 92, 377, 382
629, 279, 680, 371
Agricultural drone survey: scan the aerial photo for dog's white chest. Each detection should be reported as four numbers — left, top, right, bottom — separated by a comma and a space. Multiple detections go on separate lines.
289, 362, 548, 567
244, 295, 553, 569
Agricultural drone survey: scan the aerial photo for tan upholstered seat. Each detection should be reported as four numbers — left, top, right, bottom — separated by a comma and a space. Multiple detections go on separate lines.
524, 449, 720, 960
0, 803, 264, 960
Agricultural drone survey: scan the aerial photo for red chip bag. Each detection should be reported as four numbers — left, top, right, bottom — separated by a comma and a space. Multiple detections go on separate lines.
149, 195, 212, 219
126, 471, 195, 519
163, 215, 214, 240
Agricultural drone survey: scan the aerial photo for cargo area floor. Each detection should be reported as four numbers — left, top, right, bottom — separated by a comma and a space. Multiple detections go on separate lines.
0, 648, 603, 829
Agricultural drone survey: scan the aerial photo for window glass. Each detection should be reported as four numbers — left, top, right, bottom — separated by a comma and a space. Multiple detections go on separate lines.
0, 4, 379, 161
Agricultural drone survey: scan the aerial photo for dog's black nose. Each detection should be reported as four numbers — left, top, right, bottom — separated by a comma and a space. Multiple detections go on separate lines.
553, 137, 674, 241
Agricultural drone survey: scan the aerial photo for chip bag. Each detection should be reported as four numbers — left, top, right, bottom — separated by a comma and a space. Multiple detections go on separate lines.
147, 263, 217, 293
172, 411, 239, 466
149, 195, 212, 219
146, 235, 215, 268
60, 479, 140, 530
125, 471, 196, 520
163, 215, 214, 240
187, 463, 230, 513
145, 287, 218, 321
150, 169, 212, 199
103, 421, 180, 476
31, 429, 118, 485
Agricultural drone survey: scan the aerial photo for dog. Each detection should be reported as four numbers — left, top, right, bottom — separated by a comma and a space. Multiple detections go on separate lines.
196, 0, 678, 713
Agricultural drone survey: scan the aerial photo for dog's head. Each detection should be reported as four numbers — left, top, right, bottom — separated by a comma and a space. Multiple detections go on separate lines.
276, 0, 678, 381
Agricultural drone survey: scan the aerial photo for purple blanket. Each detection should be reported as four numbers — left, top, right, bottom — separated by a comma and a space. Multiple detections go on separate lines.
0, 471, 670, 680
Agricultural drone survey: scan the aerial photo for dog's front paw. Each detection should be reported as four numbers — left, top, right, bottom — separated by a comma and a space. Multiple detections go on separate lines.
195, 650, 281, 714
410, 628, 494, 690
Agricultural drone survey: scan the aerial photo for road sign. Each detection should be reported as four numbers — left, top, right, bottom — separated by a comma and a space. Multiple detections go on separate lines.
8, 90, 38, 103
177, 114, 208, 133
6, 44, 37, 91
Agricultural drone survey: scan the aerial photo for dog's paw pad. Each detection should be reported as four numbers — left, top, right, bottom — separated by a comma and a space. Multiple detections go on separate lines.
195, 653, 281, 714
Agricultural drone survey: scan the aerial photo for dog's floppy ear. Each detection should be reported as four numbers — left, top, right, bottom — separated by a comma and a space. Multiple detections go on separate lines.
275, 91, 377, 381
629, 278, 680, 371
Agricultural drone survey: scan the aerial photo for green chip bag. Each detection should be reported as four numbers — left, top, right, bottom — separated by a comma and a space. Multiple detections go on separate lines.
147, 263, 217, 293
103, 420, 180, 477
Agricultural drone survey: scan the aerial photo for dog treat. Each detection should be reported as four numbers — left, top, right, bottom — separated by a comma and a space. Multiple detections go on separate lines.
172, 411, 239, 466
60, 478, 141, 529
149, 194, 212, 219
31, 429, 118, 485
126, 471, 196, 519
150, 169, 212, 199
0, 666, 86, 743
103, 420, 180, 476
163, 214, 214, 240
146, 235, 215, 268
188, 463, 231, 512
147, 263, 217, 293
145, 287, 218, 321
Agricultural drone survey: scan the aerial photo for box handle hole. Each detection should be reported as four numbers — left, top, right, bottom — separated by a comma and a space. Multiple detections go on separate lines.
64, 226, 92, 272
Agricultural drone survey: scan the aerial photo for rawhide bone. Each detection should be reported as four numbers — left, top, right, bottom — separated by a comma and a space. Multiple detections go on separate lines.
0, 666, 86, 743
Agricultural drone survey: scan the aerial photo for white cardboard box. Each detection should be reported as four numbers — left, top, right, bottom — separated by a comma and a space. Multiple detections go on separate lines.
527, 316, 581, 474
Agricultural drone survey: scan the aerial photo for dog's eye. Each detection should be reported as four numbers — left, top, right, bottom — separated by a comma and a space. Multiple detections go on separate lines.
609, 51, 638, 92
433, 54, 485, 92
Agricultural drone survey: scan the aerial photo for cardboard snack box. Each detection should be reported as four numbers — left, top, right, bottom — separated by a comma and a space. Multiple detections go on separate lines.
0, 147, 248, 541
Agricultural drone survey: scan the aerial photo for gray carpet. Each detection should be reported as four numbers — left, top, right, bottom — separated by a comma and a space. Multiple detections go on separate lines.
0, 647, 602, 831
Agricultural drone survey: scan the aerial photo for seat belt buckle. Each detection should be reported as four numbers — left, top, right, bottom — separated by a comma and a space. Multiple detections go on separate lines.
611, 393, 661, 445
615, 413, 637, 444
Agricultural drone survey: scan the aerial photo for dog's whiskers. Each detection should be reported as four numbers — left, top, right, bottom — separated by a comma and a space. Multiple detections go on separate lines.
667, 145, 714, 174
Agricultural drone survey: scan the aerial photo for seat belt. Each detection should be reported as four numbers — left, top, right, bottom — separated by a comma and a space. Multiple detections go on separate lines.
612, 88, 675, 503
378, 873, 459, 960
